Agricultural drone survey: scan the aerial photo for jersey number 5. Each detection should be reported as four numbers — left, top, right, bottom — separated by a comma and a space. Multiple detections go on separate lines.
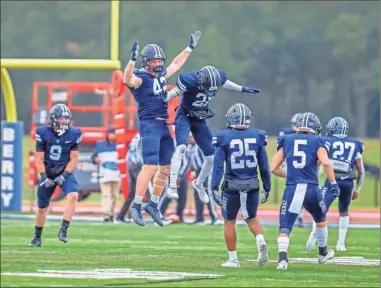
50, 145, 62, 161
153, 76, 167, 95
230, 138, 257, 169
293, 139, 307, 169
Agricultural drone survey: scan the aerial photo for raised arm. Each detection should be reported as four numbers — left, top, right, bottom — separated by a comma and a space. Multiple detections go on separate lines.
222, 80, 261, 94
123, 41, 143, 89
165, 31, 202, 79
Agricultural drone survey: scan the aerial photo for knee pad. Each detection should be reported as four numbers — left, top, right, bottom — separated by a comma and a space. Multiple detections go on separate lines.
175, 144, 187, 155
279, 227, 292, 235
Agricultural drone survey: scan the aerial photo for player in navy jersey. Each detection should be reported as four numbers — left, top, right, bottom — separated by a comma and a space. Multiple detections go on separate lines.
270, 112, 339, 270
211, 103, 271, 268
29, 104, 82, 247
164, 66, 261, 204
306, 117, 365, 252
122, 31, 202, 227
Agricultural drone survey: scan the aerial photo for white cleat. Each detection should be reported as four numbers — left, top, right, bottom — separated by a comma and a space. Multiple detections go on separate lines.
166, 186, 179, 200
257, 242, 269, 267
221, 259, 240, 268
318, 249, 335, 264
306, 232, 317, 251
276, 260, 288, 270
336, 243, 347, 252
192, 180, 209, 204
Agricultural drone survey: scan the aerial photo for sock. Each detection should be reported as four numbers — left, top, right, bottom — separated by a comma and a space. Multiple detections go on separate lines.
228, 250, 238, 261
62, 220, 70, 230
255, 234, 265, 244
311, 220, 317, 235
132, 195, 143, 210
316, 226, 328, 255
151, 194, 160, 204
169, 151, 184, 187
196, 155, 214, 186
277, 237, 289, 262
338, 216, 349, 245
35, 226, 43, 238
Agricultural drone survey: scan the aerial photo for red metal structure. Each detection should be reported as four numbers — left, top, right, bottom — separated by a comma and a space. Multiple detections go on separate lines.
29, 70, 179, 200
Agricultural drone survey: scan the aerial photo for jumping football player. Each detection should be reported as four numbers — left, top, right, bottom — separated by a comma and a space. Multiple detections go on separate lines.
123, 31, 202, 226
306, 117, 365, 252
270, 112, 339, 270
29, 104, 82, 247
211, 103, 271, 268
164, 66, 260, 203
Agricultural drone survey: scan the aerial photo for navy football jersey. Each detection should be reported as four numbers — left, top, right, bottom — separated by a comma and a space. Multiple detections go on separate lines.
279, 127, 295, 137
324, 136, 364, 180
129, 69, 168, 120
35, 126, 82, 178
212, 129, 271, 192
277, 133, 327, 185
176, 70, 228, 111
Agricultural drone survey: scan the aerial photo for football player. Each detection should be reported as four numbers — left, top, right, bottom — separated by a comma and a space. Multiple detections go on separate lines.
123, 31, 202, 226
29, 104, 82, 247
211, 103, 271, 268
164, 66, 260, 203
306, 117, 365, 252
270, 112, 339, 270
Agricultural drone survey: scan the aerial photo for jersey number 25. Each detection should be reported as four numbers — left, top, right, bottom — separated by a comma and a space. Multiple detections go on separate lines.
230, 138, 258, 169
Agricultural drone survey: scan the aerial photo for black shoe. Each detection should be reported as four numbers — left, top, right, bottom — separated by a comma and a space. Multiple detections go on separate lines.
114, 217, 131, 224
58, 229, 68, 243
103, 216, 114, 222
29, 237, 41, 247
192, 220, 206, 225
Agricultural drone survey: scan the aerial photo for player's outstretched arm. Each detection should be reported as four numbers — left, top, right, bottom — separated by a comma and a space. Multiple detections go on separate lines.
123, 40, 143, 89
270, 148, 287, 178
164, 86, 183, 102
222, 80, 261, 94
165, 31, 202, 79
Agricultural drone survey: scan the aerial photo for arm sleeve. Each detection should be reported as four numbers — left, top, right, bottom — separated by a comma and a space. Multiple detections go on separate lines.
35, 127, 46, 152
258, 145, 271, 192
211, 145, 225, 191
218, 70, 228, 86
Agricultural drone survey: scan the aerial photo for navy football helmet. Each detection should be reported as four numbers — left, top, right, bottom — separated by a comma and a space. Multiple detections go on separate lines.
295, 112, 322, 135
226, 103, 253, 129
326, 117, 349, 137
291, 112, 302, 131
49, 103, 72, 136
140, 44, 165, 73
197, 66, 222, 97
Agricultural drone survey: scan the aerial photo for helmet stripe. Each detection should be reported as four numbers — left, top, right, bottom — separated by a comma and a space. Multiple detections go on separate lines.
205, 66, 215, 89
153, 44, 162, 58
150, 44, 159, 58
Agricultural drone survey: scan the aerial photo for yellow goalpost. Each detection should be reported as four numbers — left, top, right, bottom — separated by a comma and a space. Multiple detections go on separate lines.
0, 0, 121, 122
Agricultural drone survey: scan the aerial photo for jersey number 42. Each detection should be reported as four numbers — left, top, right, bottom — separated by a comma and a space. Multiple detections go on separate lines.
153, 77, 167, 95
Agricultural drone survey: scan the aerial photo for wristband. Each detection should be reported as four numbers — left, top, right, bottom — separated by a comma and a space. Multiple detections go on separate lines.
330, 181, 337, 185
129, 60, 136, 65
62, 170, 71, 178
185, 46, 193, 53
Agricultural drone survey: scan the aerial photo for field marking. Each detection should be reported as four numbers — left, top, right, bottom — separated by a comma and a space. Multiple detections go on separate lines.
246, 256, 380, 266
1, 268, 222, 281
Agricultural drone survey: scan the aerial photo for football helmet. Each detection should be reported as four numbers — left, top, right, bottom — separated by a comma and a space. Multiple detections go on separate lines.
295, 112, 322, 135
49, 103, 72, 136
326, 117, 349, 137
226, 103, 253, 129
140, 44, 165, 73
197, 66, 222, 97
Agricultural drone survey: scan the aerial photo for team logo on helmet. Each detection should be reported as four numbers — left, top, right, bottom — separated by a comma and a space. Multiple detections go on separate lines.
326, 117, 349, 137
226, 103, 253, 130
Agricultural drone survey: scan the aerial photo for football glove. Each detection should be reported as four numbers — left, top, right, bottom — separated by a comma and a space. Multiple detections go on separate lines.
242, 86, 261, 94
40, 172, 55, 188
188, 31, 202, 50
54, 171, 71, 186
130, 40, 139, 62
330, 183, 340, 198
212, 190, 222, 207
259, 190, 270, 204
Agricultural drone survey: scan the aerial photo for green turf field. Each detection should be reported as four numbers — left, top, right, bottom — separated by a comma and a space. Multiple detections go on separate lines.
1, 220, 379, 287
21, 136, 381, 208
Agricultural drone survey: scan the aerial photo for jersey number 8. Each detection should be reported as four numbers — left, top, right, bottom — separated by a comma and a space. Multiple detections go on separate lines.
230, 138, 258, 169
50, 145, 62, 161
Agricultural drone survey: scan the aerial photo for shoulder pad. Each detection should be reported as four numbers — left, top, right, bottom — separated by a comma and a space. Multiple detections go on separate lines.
71, 127, 82, 144
276, 135, 286, 151
358, 140, 365, 154
35, 126, 47, 142
212, 131, 226, 147
218, 70, 228, 86
176, 72, 197, 91
256, 129, 268, 146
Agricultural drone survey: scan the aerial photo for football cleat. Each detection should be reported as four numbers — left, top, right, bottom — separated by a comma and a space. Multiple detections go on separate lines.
192, 180, 209, 204
318, 249, 335, 264
276, 260, 288, 270
306, 232, 317, 251
257, 242, 269, 267
166, 186, 179, 200
336, 243, 347, 252
28, 237, 41, 247
130, 207, 145, 226
58, 229, 68, 243
294, 216, 304, 227
144, 205, 163, 227
221, 259, 240, 268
